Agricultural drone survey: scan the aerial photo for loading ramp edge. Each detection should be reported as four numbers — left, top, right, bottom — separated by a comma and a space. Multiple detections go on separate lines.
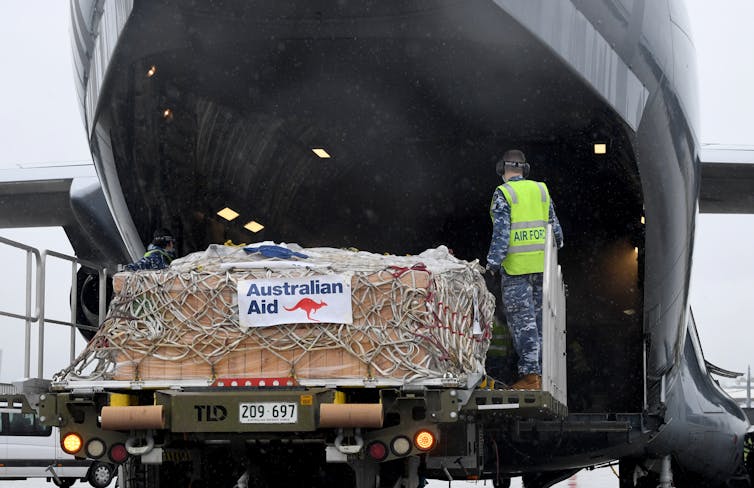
468, 389, 568, 419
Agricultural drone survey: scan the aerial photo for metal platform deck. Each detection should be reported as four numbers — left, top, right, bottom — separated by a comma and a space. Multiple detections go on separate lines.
469, 388, 568, 419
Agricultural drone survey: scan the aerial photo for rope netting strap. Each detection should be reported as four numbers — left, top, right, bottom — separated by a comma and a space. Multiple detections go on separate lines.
57, 248, 494, 384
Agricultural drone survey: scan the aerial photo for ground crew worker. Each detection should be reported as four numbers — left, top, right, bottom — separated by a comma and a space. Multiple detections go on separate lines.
125, 228, 177, 271
485, 149, 563, 390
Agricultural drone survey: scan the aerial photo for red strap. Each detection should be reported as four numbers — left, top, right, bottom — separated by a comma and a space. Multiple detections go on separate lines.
388, 263, 428, 278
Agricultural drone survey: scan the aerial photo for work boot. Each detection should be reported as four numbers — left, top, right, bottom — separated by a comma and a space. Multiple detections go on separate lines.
510, 374, 541, 390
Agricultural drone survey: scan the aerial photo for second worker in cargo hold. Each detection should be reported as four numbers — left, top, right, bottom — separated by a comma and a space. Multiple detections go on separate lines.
124, 228, 177, 271
485, 149, 563, 391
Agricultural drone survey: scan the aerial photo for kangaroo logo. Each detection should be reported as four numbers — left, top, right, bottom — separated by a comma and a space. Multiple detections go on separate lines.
285, 298, 327, 321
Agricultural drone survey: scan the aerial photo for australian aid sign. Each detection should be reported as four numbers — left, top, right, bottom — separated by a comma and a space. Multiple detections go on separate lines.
237, 275, 353, 327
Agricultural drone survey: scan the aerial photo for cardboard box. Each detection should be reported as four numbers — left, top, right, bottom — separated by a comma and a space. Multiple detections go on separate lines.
101, 266, 476, 383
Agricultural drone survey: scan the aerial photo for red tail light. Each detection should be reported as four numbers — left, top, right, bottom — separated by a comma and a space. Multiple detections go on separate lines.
109, 443, 129, 464
367, 441, 388, 461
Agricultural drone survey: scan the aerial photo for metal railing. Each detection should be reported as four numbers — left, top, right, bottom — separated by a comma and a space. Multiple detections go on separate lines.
0, 236, 107, 380
542, 224, 567, 407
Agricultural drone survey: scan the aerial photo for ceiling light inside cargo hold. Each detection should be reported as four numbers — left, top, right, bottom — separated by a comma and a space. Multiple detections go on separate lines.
312, 148, 331, 158
146, 65, 157, 77
162, 108, 173, 120
244, 221, 265, 233
217, 207, 239, 221
594, 143, 607, 154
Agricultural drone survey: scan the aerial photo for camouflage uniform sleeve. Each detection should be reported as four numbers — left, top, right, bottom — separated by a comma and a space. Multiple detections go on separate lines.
549, 199, 564, 248
149, 254, 168, 269
124, 256, 149, 271
486, 188, 511, 268
124, 255, 159, 271
124, 251, 170, 270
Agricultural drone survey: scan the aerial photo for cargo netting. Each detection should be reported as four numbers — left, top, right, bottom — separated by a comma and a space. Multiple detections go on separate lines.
56, 243, 495, 386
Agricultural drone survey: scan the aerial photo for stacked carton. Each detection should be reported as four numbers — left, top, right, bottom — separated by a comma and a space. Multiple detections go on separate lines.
75, 245, 494, 385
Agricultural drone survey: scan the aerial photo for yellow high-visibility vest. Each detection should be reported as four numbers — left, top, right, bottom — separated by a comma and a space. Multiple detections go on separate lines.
493, 179, 551, 275
144, 248, 174, 264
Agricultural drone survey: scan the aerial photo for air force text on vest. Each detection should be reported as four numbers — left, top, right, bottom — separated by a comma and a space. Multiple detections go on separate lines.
244, 279, 344, 314
513, 228, 545, 243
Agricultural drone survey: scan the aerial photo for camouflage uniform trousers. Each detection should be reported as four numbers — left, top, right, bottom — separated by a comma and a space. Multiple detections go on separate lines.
500, 271, 543, 376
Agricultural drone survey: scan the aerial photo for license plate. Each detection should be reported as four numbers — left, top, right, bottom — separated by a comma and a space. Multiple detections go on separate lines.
239, 402, 297, 424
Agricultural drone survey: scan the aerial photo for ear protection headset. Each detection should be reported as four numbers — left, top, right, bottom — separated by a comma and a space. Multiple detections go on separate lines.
152, 228, 176, 248
496, 158, 530, 178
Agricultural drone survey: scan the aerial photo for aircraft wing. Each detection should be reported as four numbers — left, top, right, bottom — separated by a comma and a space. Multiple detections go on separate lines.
699, 145, 754, 214
0, 164, 129, 266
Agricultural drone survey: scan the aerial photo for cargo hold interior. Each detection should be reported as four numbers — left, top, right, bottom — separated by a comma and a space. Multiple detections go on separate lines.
95, 0, 645, 413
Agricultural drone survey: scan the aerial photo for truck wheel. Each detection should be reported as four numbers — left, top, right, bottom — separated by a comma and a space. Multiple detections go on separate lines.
121, 458, 159, 488
87, 461, 116, 487
120, 456, 197, 488
52, 478, 76, 488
